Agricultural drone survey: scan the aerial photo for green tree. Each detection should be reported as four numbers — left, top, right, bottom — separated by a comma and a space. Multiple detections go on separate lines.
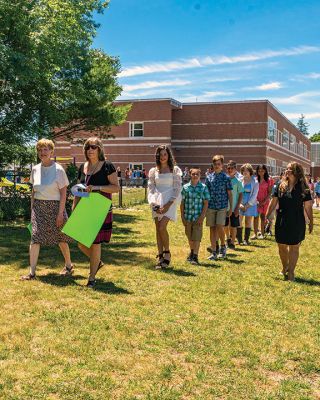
0, 0, 129, 165
296, 114, 310, 136
309, 132, 320, 142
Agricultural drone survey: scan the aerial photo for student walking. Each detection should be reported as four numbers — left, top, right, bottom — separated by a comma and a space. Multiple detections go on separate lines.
315, 177, 320, 207
180, 168, 210, 265
205, 155, 233, 260
225, 161, 244, 250
148, 145, 182, 269
238, 164, 259, 245
266, 162, 313, 281
253, 165, 274, 239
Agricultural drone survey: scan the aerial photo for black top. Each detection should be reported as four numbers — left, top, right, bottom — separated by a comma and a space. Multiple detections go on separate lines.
273, 182, 312, 245
78, 161, 116, 187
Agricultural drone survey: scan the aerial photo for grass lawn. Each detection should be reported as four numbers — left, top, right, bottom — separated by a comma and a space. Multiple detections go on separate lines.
0, 205, 319, 400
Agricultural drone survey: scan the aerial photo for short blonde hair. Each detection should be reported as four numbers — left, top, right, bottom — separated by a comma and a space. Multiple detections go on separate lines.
83, 137, 105, 161
212, 154, 224, 163
36, 138, 55, 151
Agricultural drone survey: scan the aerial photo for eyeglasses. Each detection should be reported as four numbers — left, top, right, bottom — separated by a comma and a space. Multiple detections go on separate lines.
85, 144, 98, 150
191, 173, 200, 176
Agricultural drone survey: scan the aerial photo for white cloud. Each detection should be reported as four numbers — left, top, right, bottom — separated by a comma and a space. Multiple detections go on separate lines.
177, 91, 234, 103
119, 46, 320, 78
255, 82, 282, 90
291, 72, 320, 81
122, 79, 190, 92
284, 112, 320, 120
270, 91, 320, 105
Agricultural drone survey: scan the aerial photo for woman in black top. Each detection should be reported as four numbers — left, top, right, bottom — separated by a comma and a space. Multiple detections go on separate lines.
73, 137, 119, 288
266, 162, 313, 281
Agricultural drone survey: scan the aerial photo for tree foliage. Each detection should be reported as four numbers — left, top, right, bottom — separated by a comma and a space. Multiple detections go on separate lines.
309, 132, 320, 142
296, 114, 310, 136
0, 0, 129, 165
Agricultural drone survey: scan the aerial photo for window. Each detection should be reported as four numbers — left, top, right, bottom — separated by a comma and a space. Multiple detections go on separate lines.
129, 163, 143, 171
298, 141, 304, 156
268, 117, 277, 142
282, 129, 289, 149
129, 122, 144, 137
267, 157, 277, 175
303, 144, 307, 159
290, 134, 296, 153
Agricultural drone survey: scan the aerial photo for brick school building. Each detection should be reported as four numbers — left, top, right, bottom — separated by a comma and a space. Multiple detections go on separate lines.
54, 98, 311, 176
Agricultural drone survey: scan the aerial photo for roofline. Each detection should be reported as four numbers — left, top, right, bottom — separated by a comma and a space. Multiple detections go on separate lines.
115, 97, 310, 142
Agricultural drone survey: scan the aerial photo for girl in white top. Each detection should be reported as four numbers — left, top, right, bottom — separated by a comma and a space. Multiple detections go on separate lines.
148, 145, 182, 268
21, 139, 74, 280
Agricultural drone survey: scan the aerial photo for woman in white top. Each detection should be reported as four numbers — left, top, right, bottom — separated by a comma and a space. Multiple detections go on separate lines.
148, 145, 182, 268
21, 139, 74, 280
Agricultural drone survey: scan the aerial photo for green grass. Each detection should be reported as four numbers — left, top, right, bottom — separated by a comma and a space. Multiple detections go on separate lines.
0, 205, 319, 399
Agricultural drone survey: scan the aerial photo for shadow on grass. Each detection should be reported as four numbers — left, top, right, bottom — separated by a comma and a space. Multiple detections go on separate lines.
37, 273, 81, 287
0, 211, 150, 269
146, 264, 197, 277
37, 273, 131, 294
226, 258, 245, 265
294, 277, 320, 286
94, 280, 132, 294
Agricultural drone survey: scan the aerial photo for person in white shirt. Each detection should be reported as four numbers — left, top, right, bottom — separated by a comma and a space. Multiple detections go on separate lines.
21, 139, 74, 280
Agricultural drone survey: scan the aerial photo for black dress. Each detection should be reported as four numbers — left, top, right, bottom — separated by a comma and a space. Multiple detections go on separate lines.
273, 182, 312, 245
78, 161, 116, 244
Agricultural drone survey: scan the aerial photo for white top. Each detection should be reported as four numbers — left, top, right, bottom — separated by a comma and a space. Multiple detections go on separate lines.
30, 162, 69, 201
148, 166, 182, 221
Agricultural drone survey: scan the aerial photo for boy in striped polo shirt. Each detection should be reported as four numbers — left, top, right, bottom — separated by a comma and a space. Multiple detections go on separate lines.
181, 167, 210, 265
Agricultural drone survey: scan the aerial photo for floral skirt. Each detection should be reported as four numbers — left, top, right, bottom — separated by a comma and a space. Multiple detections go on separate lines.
31, 199, 73, 245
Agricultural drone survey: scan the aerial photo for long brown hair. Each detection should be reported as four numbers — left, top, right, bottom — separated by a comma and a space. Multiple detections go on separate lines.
279, 161, 309, 195
155, 145, 175, 172
83, 137, 105, 161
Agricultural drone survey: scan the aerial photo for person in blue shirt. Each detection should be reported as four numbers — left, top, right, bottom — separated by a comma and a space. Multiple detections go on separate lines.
205, 155, 233, 260
181, 167, 210, 265
315, 177, 320, 208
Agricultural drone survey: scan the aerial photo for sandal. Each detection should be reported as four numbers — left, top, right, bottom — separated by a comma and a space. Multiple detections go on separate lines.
161, 250, 171, 269
86, 279, 96, 289
155, 253, 163, 269
97, 260, 104, 272
21, 273, 36, 281
60, 264, 75, 276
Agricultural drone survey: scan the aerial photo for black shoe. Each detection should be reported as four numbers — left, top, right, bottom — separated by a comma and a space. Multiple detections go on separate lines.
227, 238, 232, 247
86, 279, 96, 288
228, 242, 236, 250
207, 246, 213, 254
190, 255, 200, 265
187, 252, 194, 262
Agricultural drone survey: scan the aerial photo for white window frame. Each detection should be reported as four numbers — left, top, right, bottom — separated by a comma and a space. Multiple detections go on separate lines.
129, 122, 144, 137
267, 157, 277, 175
129, 163, 143, 171
268, 117, 277, 142
282, 129, 289, 149
290, 134, 296, 153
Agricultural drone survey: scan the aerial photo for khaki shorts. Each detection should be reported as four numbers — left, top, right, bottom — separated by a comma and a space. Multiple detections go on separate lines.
206, 208, 227, 227
185, 221, 203, 242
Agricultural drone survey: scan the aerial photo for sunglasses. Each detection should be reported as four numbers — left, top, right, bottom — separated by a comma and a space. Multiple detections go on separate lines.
85, 144, 99, 150
191, 173, 200, 176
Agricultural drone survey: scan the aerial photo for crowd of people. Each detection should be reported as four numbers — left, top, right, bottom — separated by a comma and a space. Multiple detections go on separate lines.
22, 140, 315, 286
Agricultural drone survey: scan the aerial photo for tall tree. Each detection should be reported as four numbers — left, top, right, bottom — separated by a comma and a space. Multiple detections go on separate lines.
309, 131, 320, 142
296, 114, 310, 136
0, 0, 129, 166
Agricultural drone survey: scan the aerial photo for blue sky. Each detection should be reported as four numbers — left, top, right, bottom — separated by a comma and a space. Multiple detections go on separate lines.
94, 0, 320, 134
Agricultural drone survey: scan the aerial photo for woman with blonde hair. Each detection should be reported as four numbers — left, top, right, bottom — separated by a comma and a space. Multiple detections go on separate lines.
21, 139, 74, 280
266, 162, 313, 281
148, 145, 182, 268
73, 137, 119, 288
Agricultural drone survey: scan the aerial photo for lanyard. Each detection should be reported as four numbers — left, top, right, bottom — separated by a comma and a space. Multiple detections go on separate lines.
85, 162, 100, 186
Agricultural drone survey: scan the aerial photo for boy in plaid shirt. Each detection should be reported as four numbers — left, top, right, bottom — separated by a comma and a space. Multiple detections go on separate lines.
180, 167, 210, 265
